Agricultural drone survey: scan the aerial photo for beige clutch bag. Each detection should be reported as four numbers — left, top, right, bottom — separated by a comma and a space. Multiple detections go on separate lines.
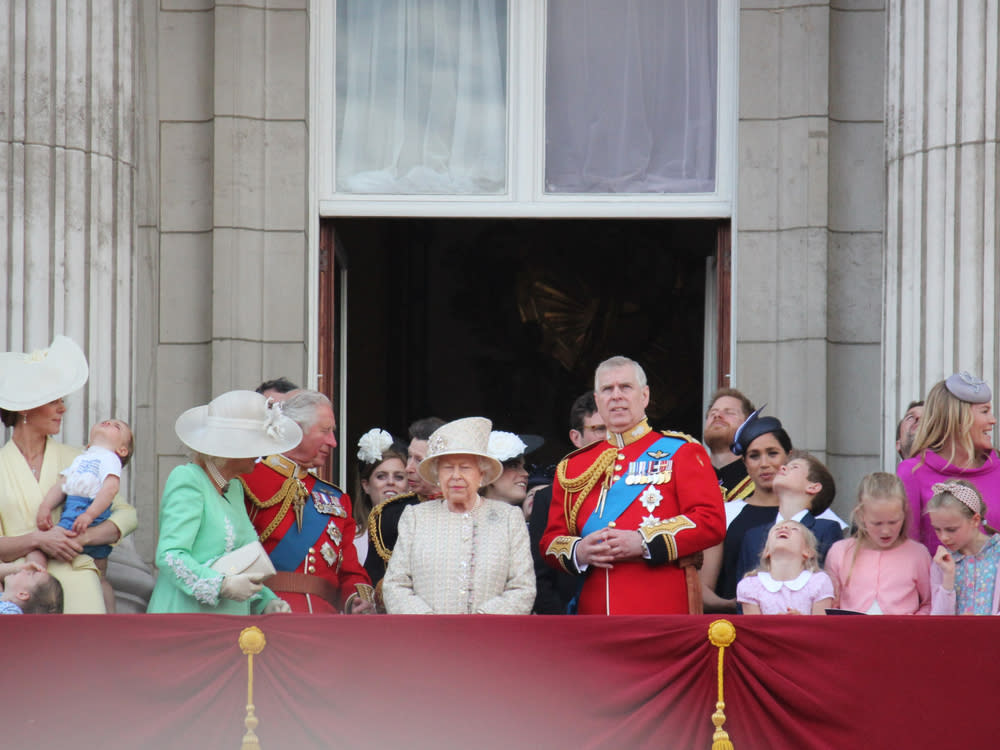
210, 542, 276, 579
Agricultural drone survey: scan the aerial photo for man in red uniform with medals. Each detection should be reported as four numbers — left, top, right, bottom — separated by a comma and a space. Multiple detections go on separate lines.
541, 356, 726, 614
240, 390, 373, 613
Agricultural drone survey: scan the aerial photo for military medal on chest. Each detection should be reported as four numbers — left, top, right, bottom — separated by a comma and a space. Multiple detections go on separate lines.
320, 541, 338, 566
638, 485, 664, 528
625, 452, 673, 486
326, 519, 343, 546
312, 489, 347, 518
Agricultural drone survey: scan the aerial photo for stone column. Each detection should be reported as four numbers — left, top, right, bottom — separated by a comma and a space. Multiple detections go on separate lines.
1, 0, 152, 610
737, 1, 885, 512
210, 1, 310, 391
736, 3, 832, 461
884, 0, 1000, 460
0, 0, 135, 441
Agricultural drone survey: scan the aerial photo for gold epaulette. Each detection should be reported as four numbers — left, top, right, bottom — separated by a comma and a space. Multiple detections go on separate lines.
241, 456, 310, 543
261, 454, 309, 480
660, 430, 701, 444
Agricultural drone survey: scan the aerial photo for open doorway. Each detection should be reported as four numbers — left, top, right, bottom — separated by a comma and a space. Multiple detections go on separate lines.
322, 217, 726, 486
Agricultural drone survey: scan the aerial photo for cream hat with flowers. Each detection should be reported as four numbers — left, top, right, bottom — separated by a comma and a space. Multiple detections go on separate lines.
417, 417, 503, 486
0, 335, 89, 411
174, 390, 303, 459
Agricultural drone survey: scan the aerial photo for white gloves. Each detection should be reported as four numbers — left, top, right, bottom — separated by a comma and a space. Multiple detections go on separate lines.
220, 573, 267, 602
263, 598, 292, 614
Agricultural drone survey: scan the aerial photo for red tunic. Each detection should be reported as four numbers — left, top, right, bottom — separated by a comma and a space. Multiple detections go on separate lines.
541, 422, 725, 614
241, 457, 371, 613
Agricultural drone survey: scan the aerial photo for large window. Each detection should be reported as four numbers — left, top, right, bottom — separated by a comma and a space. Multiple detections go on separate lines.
545, 0, 716, 194
316, 0, 735, 216
335, 1, 508, 194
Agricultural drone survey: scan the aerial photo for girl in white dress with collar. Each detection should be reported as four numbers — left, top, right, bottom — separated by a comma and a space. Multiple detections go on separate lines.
737, 520, 834, 615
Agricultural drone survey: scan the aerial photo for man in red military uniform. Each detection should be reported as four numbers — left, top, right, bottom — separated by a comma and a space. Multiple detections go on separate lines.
542, 356, 725, 614
241, 390, 372, 614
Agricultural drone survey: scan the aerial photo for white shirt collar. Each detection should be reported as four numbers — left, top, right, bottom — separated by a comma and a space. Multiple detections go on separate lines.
775, 508, 809, 523
758, 569, 812, 592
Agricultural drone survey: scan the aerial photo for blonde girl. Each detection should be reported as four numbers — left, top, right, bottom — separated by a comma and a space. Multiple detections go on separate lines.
737, 520, 834, 615
824, 473, 931, 614
928, 480, 1000, 615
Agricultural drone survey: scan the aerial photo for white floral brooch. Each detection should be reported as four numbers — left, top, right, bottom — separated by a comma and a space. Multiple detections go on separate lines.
357, 428, 393, 464
263, 399, 286, 440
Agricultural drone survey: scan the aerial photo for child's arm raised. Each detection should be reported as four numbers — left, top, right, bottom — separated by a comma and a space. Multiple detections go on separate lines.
35, 483, 65, 531
71, 475, 120, 533
932, 546, 955, 589
930, 546, 956, 614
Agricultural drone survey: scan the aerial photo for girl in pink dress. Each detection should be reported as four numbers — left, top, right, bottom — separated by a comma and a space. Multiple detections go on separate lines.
825, 473, 932, 614
737, 520, 834, 615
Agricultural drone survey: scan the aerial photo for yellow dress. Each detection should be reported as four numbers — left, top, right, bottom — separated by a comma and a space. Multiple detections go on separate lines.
0, 438, 138, 613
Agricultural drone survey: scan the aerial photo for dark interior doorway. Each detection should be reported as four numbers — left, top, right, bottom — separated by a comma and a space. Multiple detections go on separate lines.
327, 217, 723, 486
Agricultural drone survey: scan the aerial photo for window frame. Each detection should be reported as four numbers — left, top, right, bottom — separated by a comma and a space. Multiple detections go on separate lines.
313, 0, 738, 219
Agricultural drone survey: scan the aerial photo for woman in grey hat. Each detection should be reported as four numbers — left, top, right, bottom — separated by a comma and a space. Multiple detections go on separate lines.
898, 372, 1000, 555
0, 336, 137, 614
382, 417, 535, 614
147, 390, 302, 614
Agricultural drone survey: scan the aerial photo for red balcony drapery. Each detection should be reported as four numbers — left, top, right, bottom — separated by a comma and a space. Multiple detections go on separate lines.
3, 614, 992, 749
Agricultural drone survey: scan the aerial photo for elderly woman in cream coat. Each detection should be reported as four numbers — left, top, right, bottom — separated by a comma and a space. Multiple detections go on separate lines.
382, 417, 535, 614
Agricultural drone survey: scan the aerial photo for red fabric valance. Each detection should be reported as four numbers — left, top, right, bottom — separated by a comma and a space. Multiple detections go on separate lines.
2, 614, 993, 749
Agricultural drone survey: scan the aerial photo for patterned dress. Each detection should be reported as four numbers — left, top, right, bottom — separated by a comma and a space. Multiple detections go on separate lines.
953, 535, 1000, 615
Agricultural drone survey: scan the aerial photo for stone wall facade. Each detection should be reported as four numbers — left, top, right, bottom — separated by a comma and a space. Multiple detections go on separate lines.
6, 1, 998, 563
735, 0, 886, 519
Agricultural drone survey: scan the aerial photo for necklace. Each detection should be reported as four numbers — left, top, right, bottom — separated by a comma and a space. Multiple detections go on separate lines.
14, 439, 44, 480
203, 459, 229, 493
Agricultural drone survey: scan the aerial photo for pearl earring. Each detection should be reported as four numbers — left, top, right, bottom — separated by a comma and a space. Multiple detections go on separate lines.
22, 413, 27, 425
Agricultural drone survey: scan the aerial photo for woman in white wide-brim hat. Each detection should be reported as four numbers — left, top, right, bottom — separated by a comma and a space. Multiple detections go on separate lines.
0, 336, 138, 614
147, 390, 302, 614
382, 417, 535, 614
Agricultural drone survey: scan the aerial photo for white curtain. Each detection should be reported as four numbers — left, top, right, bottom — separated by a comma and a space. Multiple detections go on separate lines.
545, 0, 717, 194
335, 0, 507, 194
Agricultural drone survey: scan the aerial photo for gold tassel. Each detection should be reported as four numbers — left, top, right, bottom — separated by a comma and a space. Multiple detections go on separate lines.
707, 619, 736, 750
239, 626, 267, 749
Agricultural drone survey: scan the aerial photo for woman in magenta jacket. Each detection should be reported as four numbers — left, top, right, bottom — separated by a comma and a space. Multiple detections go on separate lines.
897, 372, 1000, 555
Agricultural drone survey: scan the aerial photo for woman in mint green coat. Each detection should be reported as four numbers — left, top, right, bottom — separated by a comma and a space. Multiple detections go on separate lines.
147, 391, 302, 614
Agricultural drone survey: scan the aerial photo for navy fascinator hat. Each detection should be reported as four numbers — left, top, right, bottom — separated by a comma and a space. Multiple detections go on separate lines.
730, 405, 784, 456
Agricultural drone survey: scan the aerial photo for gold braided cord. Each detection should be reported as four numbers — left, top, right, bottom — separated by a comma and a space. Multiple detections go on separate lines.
241, 477, 307, 543
555, 448, 617, 535
368, 502, 391, 563
707, 619, 737, 750
367, 494, 417, 564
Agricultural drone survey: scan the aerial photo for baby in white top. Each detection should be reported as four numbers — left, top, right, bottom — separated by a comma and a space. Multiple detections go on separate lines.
31, 419, 133, 608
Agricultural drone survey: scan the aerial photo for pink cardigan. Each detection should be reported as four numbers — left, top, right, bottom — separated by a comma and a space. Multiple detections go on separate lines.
824, 538, 931, 615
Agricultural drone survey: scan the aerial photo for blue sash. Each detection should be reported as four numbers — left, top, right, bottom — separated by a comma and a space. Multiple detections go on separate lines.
269, 480, 345, 572
580, 435, 686, 537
